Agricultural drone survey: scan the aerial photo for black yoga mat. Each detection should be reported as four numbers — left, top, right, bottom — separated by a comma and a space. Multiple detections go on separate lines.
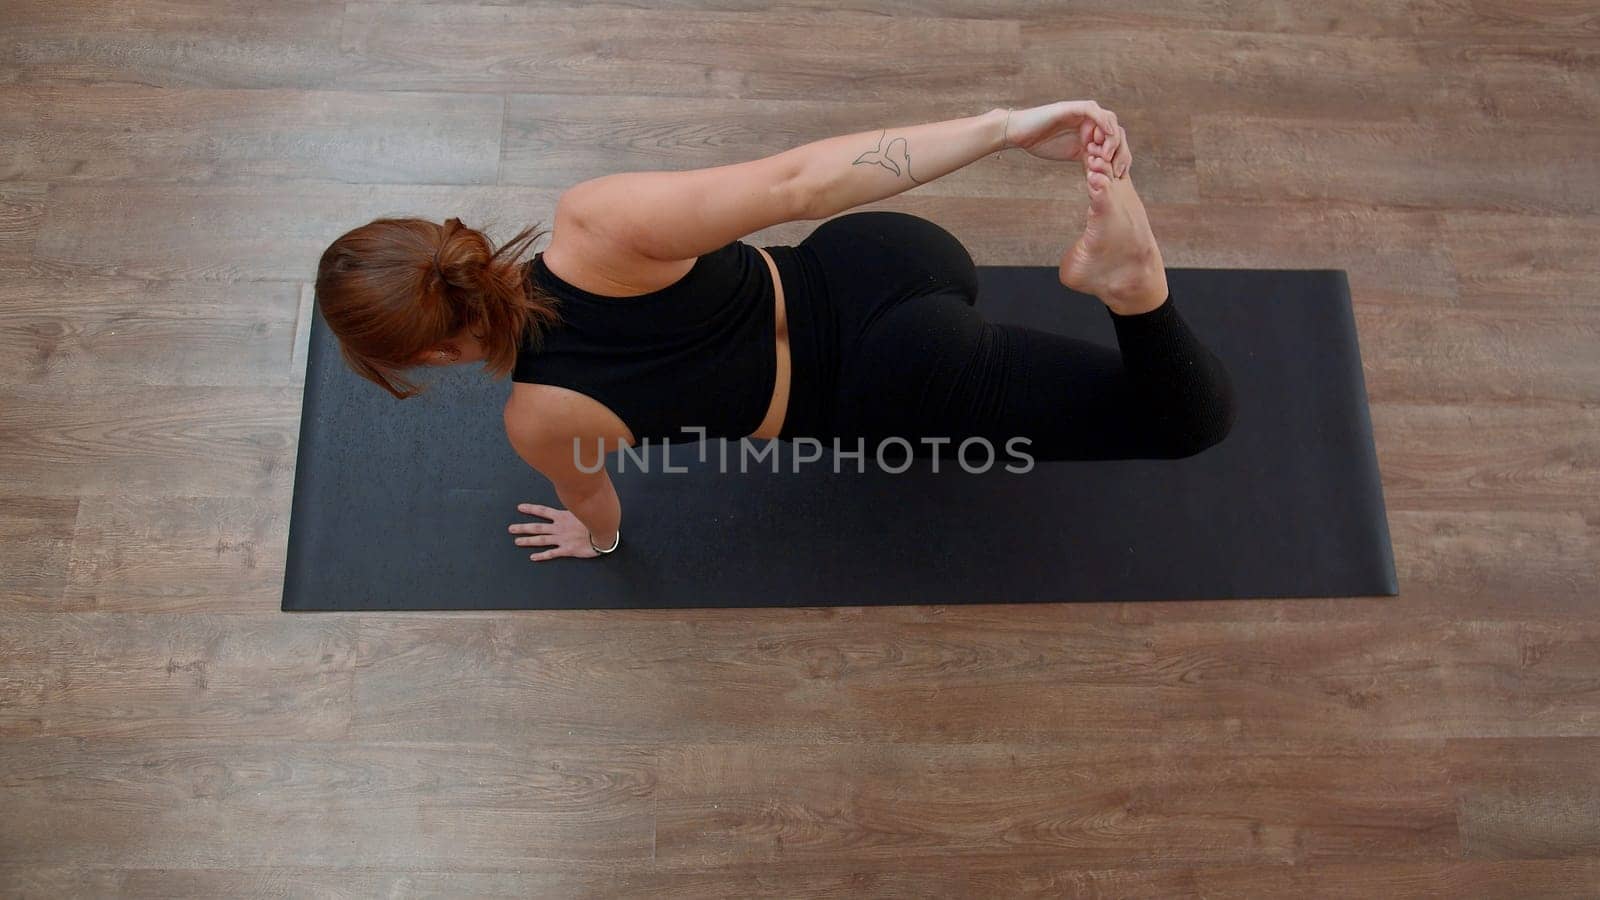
282, 267, 1397, 611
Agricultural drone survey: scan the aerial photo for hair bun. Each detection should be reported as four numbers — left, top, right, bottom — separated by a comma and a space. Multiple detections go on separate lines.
433, 217, 491, 295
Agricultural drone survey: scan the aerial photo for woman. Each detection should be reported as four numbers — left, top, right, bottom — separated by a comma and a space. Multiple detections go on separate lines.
314, 101, 1237, 562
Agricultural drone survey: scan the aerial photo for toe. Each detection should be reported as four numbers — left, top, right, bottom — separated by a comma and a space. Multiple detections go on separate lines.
1087, 171, 1112, 203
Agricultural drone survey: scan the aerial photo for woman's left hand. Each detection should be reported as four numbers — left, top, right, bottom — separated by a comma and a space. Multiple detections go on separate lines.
1004, 100, 1131, 177
508, 503, 599, 561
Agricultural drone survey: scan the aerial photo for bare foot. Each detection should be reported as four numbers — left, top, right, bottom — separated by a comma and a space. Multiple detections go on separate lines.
1057, 155, 1169, 315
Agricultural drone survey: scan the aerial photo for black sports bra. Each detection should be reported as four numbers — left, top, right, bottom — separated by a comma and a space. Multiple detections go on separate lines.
512, 241, 778, 443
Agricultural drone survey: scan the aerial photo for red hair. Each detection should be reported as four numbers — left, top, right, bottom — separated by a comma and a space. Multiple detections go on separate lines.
314, 217, 561, 399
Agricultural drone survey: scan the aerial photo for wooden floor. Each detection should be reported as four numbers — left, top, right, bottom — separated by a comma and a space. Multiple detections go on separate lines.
3, 1, 1598, 896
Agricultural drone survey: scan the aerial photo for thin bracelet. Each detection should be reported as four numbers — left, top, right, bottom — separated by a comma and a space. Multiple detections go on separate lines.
588, 529, 621, 555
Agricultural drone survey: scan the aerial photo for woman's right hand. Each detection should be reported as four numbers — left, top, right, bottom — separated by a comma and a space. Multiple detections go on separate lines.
1003, 100, 1131, 177
509, 503, 601, 561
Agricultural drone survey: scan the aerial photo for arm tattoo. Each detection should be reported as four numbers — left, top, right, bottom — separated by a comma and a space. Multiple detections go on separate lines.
851, 129, 924, 185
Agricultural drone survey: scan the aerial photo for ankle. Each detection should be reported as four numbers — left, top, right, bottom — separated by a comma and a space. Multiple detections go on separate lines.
1102, 266, 1169, 316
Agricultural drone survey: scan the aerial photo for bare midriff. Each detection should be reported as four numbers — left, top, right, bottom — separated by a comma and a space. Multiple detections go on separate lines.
748, 245, 791, 440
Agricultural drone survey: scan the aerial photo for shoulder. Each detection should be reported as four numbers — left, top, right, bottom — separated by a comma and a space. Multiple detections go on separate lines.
546, 197, 700, 297
504, 382, 634, 461
503, 384, 628, 488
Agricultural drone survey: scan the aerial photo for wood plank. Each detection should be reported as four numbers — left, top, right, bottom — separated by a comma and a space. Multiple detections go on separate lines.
352, 616, 1600, 744
1373, 402, 1600, 516
0, 183, 45, 269
1443, 212, 1600, 309
350, 611, 1170, 743
1416, 38, 1600, 125
0, 738, 654, 867
0, 613, 355, 740
0, 612, 62, 733
0, 496, 78, 610
0, 86, 502, 184
0, 277, 300, 386
1447, 738, 1600, 859
2, 0, 349, 89
3, 859, 1600, 899
656, 740, 1458, 866
1357, 304, 1600, 405
340, 5, 1020, 100
345, 0, 1600, 41
1187, 858, 1600, 897
1430, 625, 1600, 739
1195, 116, 1600, 216
1073, 0, 1600, 37
62, 495, 290, 613
0, 385, 302, 497
502, 94, 1199, 203
1428, 0, 1600, 37
1213, 0, 1600, 37
1018, 28, 1481, 123
1119, 201, 1458, 306
1385, 510, 1598, 622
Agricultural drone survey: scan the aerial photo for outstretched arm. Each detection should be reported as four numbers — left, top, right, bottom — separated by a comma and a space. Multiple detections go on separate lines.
560, 103, 1125, 266
790, 102, 1121, 221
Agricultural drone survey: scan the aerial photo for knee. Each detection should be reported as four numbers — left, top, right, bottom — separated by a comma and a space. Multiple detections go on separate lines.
1163, 392, 1238, 459
1192, 406, 1237, 456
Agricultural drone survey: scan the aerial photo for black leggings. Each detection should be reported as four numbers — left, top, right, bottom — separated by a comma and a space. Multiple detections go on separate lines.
770, 210, 1237, 461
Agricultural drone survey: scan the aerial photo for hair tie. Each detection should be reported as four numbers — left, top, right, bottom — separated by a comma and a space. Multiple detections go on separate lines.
433, 218, 461, 279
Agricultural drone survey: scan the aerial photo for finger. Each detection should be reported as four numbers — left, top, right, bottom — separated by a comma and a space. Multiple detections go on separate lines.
530, 548, 564, 562
1102, 111, 1120, 158
515, 534, 561, 547
1077, 120, 1097, 159
1080, 103, 1115, 155
507, 522, 552, 534
1114, 126, 1132, 177
517, 503, 557, 518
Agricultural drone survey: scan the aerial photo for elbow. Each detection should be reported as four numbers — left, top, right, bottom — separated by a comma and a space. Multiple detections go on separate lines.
555, 477, 608, 510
